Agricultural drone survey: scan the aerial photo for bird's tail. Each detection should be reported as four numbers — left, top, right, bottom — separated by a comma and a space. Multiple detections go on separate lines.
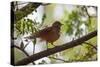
24, 34, 36, 39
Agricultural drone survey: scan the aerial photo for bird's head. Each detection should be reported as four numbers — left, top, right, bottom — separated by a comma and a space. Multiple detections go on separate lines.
52, 21, 63, 33
52, 21, 63, 28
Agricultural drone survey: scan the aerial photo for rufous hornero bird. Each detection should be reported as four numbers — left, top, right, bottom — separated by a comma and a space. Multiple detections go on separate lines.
25, 21, 63, 49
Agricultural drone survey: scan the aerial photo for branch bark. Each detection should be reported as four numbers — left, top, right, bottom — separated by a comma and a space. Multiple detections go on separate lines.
15, 30, 97, 65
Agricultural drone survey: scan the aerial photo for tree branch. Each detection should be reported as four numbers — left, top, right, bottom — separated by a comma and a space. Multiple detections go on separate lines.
11, 2, 42, 39
83, 6, 97, 18
14, 2, 42, 21
15, 30, 97, 65
83, 6, 91, 18
11, 45, 35, 65
11, 45, 29, 56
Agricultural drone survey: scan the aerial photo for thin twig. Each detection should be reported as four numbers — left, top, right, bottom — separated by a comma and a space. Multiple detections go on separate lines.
84, 42, 97, 50
83, 6, 97, 18
11, 45, 28, 56
83, 6, 91, 18
23, 40, 31, 49
49, 57, 68, 62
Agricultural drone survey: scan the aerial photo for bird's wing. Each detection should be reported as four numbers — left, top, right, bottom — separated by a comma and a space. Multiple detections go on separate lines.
25, 27, 52, 39
36, 27, 52, 37
41, 27, 52, 32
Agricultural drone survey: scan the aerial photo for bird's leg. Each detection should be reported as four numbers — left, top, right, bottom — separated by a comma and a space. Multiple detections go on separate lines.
51, 42, 56, 47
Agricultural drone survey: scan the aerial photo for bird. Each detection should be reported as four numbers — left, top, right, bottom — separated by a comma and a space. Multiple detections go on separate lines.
25, 21, 63, 49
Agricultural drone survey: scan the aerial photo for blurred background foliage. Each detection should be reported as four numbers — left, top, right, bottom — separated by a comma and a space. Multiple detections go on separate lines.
12, 2, 97, 64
